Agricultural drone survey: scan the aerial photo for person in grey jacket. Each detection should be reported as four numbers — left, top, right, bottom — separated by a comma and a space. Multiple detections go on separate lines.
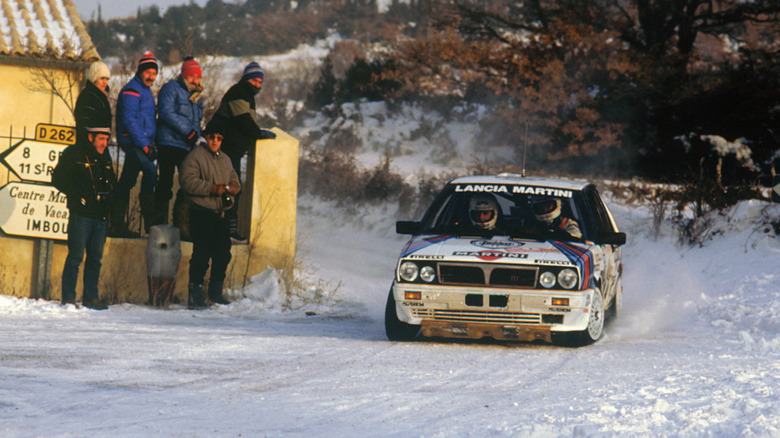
154, 57, 204, 231
179, 117, 240, 308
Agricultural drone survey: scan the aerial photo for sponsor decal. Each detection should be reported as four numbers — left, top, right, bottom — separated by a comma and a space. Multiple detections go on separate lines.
454, 184, 573, 198
453, 251, 529, 261
535, 260, 573, 266
406, 254, 445, 260
549, 241, 594, 290
470, 239, 523, 249
549, 307, 571, 313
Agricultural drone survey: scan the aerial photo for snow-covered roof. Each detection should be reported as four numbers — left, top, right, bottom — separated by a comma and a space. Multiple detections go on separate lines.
0, 0, 98, 61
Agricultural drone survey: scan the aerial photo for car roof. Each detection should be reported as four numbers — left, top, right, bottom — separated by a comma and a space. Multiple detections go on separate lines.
449, 173, 592, 191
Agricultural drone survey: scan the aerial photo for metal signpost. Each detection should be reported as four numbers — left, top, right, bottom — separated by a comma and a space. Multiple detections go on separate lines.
0, 124, 75, 299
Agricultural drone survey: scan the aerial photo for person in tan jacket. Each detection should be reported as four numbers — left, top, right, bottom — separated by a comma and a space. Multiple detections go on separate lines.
179, 117, 240, 308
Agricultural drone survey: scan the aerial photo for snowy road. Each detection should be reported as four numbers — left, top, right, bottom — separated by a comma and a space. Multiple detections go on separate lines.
1, 198, 778, 437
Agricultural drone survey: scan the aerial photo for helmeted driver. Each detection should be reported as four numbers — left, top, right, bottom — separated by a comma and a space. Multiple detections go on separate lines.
532, 197, 582, 238
469, 193, 499, 230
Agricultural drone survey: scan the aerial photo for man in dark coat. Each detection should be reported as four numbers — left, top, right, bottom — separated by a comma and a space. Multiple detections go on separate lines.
212, 61, 275, 242
179, 118, 240, 308
52, 127, 116, 309
74, 61, 112, 146
112, 51, 159, 237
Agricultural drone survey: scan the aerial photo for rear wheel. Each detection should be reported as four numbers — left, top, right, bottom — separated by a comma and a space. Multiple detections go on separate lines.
552, 291, 605, 347
384, 289, 420, 341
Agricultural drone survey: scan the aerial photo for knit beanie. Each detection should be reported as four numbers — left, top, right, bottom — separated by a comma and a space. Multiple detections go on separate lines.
136, 51, 159, 75
181, 57, 202, 78
86, 61, 110, 83
242, 61, 264, 81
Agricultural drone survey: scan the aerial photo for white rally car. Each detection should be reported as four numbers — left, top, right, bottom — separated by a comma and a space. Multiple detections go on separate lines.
386, 174, 625, 346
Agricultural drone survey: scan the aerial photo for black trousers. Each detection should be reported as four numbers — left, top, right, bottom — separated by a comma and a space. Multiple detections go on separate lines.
156, 146, 190, 202
188, 206, 232, 285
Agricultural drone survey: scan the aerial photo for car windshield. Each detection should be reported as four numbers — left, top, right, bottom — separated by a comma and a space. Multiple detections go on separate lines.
418, 185, 586, 241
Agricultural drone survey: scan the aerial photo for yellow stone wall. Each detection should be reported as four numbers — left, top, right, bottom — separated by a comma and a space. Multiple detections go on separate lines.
2, 131, 299, 303
0, 60, 82, 297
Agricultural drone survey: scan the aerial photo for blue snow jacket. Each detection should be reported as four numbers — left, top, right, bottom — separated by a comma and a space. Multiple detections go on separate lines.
116, 75, 157, 150
155, 76, 203, 151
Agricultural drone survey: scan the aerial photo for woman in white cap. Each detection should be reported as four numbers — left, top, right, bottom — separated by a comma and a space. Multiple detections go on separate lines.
74, 61, 112, 145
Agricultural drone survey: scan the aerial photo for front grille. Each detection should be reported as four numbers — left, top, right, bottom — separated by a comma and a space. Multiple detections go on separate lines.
438, 263, 537, 288
411, 307, 541, 325
439, 265, 484, 285
490, 268, 537, 287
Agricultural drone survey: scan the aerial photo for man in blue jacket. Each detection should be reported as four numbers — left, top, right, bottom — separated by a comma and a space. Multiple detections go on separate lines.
110, 51, 159, 237
154, 57, 204, 235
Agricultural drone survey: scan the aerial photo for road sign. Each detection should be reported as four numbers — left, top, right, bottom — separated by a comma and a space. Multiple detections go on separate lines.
0, 139, 67, 183
35, 123, 76, 145
0, 182, 68, 240
772, 176, 780, 203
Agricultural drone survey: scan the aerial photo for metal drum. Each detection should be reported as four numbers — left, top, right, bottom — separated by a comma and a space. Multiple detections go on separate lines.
145, 225, 182, 307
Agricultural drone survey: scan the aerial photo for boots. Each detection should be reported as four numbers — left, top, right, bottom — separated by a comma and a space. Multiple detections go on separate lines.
187, 283, 207, 309
207, 280, 230, 305
229, 218, 247, 244
139, 192, 156, 234
108, 197, 138, 238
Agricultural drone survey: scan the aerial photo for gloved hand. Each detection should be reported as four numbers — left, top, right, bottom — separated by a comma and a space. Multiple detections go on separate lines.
259, 129, 276, 140
226, 182, 240, 195
143, 145, 157, 161
185, 130, 198, 148
211, 184, 227, 196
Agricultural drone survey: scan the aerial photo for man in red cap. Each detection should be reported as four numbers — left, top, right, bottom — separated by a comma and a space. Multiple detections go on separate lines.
154, 56, 204, 237
112, 51, 160, 237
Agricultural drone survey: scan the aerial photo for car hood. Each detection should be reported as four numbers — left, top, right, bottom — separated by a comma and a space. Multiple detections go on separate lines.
400, 235, 592, 267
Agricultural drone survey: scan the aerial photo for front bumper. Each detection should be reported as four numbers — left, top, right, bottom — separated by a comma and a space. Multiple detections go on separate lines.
393, 283, 595, 341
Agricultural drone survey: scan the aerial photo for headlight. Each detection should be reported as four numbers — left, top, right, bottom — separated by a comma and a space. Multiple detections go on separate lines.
539, 271, 556, 288
399, 261, 419, 282
420, 266, 436, 283
557, 268, 578, 289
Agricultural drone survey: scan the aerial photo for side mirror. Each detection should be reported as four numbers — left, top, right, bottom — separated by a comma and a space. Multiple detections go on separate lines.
597, 231, 626, 246
396, 221, 419, 235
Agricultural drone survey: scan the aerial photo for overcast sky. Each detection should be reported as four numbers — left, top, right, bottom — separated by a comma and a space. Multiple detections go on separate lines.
72, 0, 211, 20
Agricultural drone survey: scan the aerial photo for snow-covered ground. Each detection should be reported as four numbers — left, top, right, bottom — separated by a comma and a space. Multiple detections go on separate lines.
2, 189, 779, 437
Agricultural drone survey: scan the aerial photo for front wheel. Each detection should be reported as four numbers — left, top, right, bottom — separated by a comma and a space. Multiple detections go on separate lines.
384, 289, 420, 341
552, 291, 605, 347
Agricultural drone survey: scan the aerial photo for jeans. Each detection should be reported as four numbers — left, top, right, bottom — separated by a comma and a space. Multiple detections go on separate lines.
116, 144, 158, 200
61, 214, 108, 302
188, 206, 232, 285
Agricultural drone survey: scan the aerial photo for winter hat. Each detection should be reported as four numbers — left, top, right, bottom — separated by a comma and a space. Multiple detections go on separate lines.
241, 61, 264, 81
181, 56, 202, 78
203, 117, 227, 137
136, 51, 159, 75
86, 61, 110, 83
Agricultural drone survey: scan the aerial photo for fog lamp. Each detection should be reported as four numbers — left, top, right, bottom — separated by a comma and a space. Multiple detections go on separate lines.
405, 291, 422, 300
551, 297, 570, 306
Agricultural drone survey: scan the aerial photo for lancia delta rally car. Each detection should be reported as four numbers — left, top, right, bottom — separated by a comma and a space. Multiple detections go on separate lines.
385, 174, 626, 346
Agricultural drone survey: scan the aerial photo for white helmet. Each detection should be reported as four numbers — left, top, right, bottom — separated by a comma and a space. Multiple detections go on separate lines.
532, 198, 561, 224
469, 194, 499, 230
